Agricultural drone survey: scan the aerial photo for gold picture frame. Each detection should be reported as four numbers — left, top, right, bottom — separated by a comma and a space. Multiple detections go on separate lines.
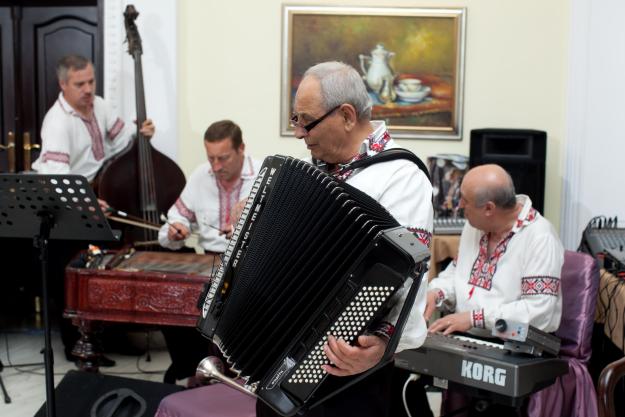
281, 6, 467, 140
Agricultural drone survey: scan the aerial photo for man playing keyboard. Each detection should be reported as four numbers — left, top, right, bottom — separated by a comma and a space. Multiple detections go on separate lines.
424, 164, 563, 335
416, 164, 564, 416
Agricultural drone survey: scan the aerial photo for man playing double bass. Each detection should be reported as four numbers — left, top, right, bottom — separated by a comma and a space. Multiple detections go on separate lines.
33, 54, 155, 199
32, 54, 155, 364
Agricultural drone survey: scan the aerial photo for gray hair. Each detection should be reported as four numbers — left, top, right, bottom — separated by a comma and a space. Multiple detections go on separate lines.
303, 61, 372, 120
57, 55, 92, 83
474, 174, 517, 209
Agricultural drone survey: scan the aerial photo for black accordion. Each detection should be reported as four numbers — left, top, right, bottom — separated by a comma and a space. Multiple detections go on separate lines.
197, 155, 429, 416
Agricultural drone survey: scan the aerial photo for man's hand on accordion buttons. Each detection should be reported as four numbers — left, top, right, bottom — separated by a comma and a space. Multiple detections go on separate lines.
322, 334, 387, 377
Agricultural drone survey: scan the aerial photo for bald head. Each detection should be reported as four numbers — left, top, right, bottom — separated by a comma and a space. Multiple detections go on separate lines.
462, 164, 517, 210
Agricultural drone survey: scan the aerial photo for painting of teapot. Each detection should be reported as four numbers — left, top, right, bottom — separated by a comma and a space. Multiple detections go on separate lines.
359, 43, 395, 94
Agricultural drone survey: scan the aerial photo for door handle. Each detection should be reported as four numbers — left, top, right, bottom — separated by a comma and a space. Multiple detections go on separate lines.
22, 132, 40, 171
0, 131, 16, 172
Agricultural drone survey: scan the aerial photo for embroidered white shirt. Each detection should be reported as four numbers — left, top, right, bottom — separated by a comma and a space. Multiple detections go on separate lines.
429, 195, 564, 336
158, 156, 261, 253
315, 121, 434, 352
32, 93, 132, 181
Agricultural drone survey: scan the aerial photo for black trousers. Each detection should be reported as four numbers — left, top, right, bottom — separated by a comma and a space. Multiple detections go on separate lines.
256, 362, 394, 417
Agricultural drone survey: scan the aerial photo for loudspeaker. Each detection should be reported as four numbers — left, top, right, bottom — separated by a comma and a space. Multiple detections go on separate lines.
35, 370, 184, 417
469, 128, 546, 213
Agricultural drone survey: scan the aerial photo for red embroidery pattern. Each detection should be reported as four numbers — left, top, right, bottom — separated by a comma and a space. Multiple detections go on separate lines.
332, 153, 366, 181
175, 198, 196, 223
217, 179, 243, 230
107, 118, 125, 141
407, 227, 432, 249
468, 232, 514, 290
521, 276, 560, 296
371, 321, 395, 340
368, 130, 391, 153
81, 117, 105, 160
516, 207, 538, 229
42, 151, 70, 164
472, 309, 485, 329
332, 128, 392, 181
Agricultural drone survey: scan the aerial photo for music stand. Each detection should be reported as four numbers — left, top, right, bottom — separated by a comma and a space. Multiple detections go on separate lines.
0, 174, 118, 417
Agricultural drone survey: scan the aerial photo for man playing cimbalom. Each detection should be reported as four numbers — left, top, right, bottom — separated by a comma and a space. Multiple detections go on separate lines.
158, 119, 261, 253
158, 119, 261, 384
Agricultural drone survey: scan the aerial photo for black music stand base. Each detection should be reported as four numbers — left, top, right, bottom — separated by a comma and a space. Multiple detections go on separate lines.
35, 212, 56, 417
0, 359, 11, 403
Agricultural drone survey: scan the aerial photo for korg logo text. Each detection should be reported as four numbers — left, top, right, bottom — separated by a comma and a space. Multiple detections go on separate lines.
461, 360, 507, 387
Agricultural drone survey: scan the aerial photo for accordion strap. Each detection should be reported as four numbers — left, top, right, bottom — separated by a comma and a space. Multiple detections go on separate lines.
340, 148, 431, 183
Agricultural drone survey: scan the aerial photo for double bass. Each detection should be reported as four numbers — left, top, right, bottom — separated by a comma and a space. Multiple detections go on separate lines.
97, 5, 185, 244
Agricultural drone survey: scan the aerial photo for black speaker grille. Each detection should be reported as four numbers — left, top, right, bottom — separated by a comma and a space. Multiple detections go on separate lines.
469, 128, 546, 213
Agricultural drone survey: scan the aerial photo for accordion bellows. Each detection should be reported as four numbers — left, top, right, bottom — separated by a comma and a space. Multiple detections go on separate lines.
197, 155, 428, 416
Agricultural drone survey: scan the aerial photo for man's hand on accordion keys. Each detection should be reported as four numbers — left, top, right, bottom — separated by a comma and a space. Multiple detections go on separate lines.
321, 334, 387, 377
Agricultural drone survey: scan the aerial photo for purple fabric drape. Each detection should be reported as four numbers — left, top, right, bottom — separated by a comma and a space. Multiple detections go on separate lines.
527, 250, 599, 417
154, 383, 255, 417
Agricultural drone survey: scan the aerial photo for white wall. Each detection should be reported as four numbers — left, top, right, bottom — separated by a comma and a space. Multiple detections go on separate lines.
177, 0, 570, 226
104, 0, 178, 160
561, 0, 625, 249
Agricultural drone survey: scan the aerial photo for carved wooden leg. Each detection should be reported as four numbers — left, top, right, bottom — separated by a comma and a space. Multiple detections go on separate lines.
71, 318, 101, 372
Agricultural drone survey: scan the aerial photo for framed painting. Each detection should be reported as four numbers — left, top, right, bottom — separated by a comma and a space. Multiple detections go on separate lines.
281, 6, 467, 140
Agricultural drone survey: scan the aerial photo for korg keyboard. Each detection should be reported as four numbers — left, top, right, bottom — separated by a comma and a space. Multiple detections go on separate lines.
433, 217, 466, 235
394, 333, 568, 406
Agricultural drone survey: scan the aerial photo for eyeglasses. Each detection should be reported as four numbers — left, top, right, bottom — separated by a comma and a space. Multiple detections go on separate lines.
290, 105, 341, 133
